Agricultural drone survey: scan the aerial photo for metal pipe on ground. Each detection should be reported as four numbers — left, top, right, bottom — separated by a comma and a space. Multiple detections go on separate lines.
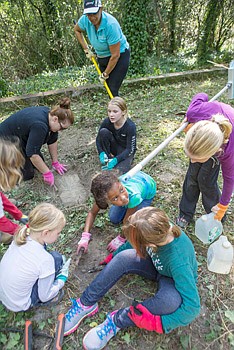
122, 82, 233, 181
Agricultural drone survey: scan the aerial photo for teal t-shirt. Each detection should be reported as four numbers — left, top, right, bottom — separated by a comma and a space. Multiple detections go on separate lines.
78, 11, 129, 57
119, 171, 156, 209
147, 231, 200, 333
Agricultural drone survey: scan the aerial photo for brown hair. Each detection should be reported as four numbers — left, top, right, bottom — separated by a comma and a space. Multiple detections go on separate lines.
91, 171, 120, 209
123, 207, 181, 258
15, 203, 66, 246
50, 97, 74, 124
0, 139, 24, 192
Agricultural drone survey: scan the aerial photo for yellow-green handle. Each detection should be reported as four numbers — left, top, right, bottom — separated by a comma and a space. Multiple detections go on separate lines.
91, 56, 113, 98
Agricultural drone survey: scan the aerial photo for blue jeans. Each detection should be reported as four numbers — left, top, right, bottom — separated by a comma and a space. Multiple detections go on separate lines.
80, 249, 182, 329
109, 198, 154, 225
30, 250, 63, 307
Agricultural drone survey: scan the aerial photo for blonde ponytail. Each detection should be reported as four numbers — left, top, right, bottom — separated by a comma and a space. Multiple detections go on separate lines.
211, 113, 232, 144
185, 114, 232, 158
14, 225, 30, 246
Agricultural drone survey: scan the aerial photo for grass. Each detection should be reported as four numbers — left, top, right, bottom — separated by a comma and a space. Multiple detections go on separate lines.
0, 74, 234, 349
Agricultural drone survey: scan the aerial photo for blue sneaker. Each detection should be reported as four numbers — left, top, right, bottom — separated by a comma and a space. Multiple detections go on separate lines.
64, 298, 98, 336
83, 311, 120, 350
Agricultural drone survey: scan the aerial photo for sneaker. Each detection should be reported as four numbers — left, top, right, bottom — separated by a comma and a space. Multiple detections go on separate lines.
176, 216, 189, 229
83, 311, 120, 350
30, 289, 65, 310
64, 298, 98, 336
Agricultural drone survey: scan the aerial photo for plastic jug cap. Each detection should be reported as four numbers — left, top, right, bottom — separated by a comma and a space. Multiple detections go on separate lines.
221, 236, 231, 249
201, 215, 207, 221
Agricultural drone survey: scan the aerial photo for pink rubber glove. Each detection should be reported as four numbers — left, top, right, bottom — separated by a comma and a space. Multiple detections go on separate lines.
77, 232, 92, 253
128, 304, 164, 333
43, 171, 54, 186
52, 161, 67, 175
99, 253, 113, 265
107, 235, 126, 252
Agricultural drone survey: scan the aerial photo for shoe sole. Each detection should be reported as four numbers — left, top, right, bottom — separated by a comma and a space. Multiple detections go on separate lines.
64, 305, 98, 337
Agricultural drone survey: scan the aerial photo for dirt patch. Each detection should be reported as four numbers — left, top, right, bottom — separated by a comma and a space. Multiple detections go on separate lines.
1, 79, 233, 350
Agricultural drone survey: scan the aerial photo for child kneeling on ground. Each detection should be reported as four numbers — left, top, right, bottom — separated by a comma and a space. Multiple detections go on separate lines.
0, 203, 71, 312
77, 170, 156, 253
64, 207, 200, 350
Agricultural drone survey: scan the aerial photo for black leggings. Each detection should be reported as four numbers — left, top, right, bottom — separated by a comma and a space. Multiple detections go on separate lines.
179, 158, 221, 222
98, 48, 130, 96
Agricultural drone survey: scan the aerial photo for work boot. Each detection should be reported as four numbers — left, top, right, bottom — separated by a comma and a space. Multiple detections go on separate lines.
83, 311, 120, 350
64, 298, 98, 336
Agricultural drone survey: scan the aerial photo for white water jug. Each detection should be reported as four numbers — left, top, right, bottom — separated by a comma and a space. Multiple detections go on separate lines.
195, 212, 223, 244
207, 236, 233, 274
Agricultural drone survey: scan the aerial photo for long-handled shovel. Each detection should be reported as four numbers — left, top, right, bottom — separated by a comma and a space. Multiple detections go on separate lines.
73, 20, 113, 99
122, 83, 232, 181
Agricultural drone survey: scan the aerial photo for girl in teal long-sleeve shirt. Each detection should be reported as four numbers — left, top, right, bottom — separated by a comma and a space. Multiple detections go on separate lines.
64, 207, 200, 349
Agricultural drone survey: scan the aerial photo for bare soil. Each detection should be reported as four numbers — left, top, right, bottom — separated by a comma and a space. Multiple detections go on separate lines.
1, 78, 233, 350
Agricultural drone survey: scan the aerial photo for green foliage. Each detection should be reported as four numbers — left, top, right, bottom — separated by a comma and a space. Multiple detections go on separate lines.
0, 75, 233, 350
0, 76, 8, 97
7, 65, 97, 97
121, 0, 148, 75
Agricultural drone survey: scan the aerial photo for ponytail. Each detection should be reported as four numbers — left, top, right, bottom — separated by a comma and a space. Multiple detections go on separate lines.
184, 114, 232, 159
14, 225, 30, 246
50, 97, 74, 124
211, 113, 232, 144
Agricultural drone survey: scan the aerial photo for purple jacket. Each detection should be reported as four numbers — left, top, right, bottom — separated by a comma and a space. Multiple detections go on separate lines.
186, 93, 234, 205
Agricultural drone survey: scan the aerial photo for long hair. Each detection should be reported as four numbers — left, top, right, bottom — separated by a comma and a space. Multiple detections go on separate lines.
50, 97, 74, 124
15, 203, 66, 246
123, 207, 181, 258
91, 171, 120, 209
185, 114, 232, 158
0, 139, 24, 192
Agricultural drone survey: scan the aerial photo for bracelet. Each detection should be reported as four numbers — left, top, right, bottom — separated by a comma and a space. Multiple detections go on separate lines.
103, 72, 109, 78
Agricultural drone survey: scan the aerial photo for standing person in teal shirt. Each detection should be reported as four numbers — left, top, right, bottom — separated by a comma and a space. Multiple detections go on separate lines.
74, 0, 130, 96
76, 171, 156, 253
63, 207, 200, 350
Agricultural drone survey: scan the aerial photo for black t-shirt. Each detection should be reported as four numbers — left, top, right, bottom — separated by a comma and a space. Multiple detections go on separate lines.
0, 106, 58, 157
96, 118, 136, 162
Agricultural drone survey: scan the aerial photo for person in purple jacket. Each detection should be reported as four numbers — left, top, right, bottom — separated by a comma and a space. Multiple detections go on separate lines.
176, 92, 234, 228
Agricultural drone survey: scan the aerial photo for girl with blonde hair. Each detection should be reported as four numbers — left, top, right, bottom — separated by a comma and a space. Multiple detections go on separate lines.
176, 93, 234, 228
63, 207, 200, 350
0, 203, 70, 312
96, 97, 136, 174
0, 139, 28, 244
